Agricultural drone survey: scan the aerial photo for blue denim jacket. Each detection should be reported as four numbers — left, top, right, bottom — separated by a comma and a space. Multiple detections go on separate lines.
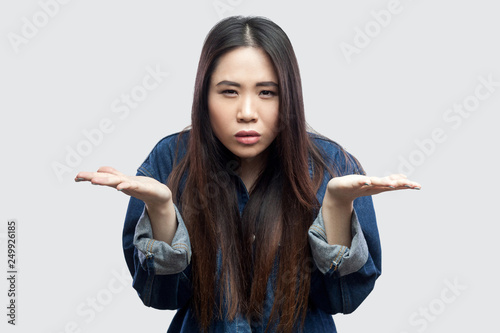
122, 131, 382, 332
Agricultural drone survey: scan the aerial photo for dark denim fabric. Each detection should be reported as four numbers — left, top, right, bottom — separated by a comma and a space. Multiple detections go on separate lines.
122, 131, 382, 332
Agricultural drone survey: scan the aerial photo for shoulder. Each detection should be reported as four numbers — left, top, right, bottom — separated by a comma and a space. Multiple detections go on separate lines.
308, 132, 345, 157
307, 132, 364, 176
138, 130, 190, 181
147, 130, 190, 158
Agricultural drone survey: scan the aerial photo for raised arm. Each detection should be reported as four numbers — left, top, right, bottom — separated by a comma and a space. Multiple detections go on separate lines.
75, 166, 178, 244
323, 173, 421, 247
75, 163, 192, 310
307, 136, 421, 314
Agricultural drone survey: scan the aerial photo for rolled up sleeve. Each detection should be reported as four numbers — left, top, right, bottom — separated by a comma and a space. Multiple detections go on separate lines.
308, 207, 369, 277
133, 204, 191, 275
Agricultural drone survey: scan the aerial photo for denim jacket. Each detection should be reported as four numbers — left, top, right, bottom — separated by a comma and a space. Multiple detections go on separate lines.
122, 131, 382, 332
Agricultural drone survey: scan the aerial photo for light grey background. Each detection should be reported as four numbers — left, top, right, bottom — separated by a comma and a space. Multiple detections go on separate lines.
1, 0, 498, 332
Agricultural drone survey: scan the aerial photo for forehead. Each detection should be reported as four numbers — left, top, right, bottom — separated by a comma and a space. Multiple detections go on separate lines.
211, 47, 278, 83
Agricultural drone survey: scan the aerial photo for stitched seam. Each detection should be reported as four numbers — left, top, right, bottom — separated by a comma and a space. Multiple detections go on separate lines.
145, 239, 152, 255
340, 277, 349, 312
143, 263, 155, 306
138, 166, 153, 178
148, 240, 156, 253
172, 243, 189, 253
332, 246, 346, 272
333, 246, 344, 264
309, 225, 327, 240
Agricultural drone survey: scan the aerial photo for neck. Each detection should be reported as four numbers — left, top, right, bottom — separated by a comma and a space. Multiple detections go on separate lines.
239, 154, 267, 193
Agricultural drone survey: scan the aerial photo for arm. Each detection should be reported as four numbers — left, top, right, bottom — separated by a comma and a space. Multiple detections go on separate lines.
323, 173, 420, 247
321, 190, 353, 247
126, 192, 192, 310
76, 165, 178, 245
76, 166, 192, 309
309, 195, 379, 314
145, 193, 177, 245
309, 172, 420, 314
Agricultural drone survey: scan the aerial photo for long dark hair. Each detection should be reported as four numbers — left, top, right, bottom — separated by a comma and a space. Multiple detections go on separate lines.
167, 16, 354, 332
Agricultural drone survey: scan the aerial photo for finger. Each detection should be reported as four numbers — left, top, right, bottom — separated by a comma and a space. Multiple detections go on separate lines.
360, 175, 422, 196
387, 174, 408, 180
74, 171, 125, 189
115, 179, 143, 190
388, 180, 422, 190
357, 176, 372, 187
97, 166, 125, 176
335, 175, 372, 187
405, 181, 422, 190
90, 174, 125, 187
116, 180, 158, 199
388, 177, 421, 189
116, 182, 131, 192
363, 175, 422, 190
75, 175, 86, 182
366, 177, 397, 188
75, 171, 113, 181
75, 171, 99, 182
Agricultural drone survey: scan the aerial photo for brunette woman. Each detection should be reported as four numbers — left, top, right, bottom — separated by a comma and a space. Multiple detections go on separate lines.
75, 16, 420, 332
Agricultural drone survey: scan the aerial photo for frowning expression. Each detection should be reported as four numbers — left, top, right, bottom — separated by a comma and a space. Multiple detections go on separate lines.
208, 47, 279, 164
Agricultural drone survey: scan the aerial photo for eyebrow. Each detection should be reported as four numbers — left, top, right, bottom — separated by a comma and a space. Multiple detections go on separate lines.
215, 80, 278, 88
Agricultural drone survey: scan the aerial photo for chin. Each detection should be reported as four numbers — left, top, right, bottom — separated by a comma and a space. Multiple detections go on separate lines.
232, 147, 261, 159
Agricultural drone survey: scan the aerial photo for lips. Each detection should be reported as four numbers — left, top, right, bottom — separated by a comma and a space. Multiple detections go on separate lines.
235, 130, 261, 137
235, 130, 261, 144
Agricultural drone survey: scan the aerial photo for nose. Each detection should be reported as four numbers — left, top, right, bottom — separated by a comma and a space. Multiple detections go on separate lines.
237, 95, 258, 123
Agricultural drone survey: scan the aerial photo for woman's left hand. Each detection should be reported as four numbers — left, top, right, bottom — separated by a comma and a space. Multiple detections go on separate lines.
326, 174, 421, 205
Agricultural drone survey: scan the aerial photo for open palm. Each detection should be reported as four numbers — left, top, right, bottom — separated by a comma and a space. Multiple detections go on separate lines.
327, 174, 421, 205
75, 166, 171, 206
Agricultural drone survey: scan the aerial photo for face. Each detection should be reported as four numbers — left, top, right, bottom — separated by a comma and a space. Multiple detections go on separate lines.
208, 47, 279, 167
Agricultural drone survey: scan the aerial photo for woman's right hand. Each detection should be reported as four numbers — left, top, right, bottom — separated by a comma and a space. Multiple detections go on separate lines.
76, 166, 178, 244
75, 166, 172, 207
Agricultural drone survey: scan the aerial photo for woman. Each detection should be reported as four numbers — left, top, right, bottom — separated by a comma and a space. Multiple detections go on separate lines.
75, 16, 420, 332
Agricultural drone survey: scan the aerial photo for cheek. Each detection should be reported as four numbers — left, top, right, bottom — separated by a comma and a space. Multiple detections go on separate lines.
264, 103, 280, 132
207, 95, 218, 125
208, 102, 228, 136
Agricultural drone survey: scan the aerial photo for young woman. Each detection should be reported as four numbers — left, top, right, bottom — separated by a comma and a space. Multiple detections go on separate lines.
76, 16, 420, 332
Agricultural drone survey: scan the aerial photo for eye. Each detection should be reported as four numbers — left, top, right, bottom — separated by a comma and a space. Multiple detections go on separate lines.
259, 90, 276, 97
221, 89, 238, 96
